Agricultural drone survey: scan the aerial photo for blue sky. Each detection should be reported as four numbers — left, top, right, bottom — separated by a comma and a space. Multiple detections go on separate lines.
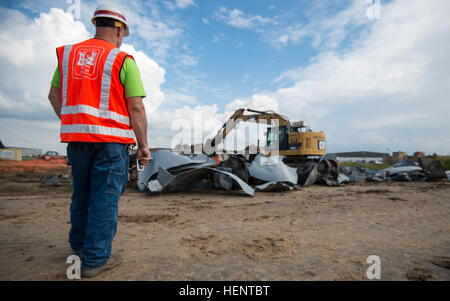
0, 0, 449, 156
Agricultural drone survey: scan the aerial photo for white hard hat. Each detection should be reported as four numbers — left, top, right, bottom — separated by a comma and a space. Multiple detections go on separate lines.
92, 3, 129, 36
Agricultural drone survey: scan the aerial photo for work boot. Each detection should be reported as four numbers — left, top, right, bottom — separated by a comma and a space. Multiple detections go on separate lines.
81, 253, 122, 278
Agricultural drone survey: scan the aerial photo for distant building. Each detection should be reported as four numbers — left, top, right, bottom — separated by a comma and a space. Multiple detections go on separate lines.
7, 146, 43, 157
326, 151, 389, 163
0, 148, 23, 161
392, 151, 408, 162
0, 139, 42, 161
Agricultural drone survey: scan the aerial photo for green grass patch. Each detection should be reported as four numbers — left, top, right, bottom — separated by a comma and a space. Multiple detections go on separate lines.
339, 156, 450, 171
338, 162, 392, 170
435, 156, 450, 171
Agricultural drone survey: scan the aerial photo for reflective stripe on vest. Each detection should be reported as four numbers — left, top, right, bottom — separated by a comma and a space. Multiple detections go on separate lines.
100, 48, 120, 111
61, 44, 73, 107
61, 124, 135, 138
61, 104, 130, 125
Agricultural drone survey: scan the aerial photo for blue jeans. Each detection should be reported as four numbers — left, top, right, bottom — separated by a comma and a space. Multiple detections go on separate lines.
67, 142, 129, 270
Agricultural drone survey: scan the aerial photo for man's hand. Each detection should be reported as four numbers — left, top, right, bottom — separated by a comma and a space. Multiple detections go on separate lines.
137, 145, 151, 166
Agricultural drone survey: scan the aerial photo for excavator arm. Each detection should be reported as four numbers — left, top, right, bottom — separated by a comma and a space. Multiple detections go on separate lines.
208, 108, 291, 148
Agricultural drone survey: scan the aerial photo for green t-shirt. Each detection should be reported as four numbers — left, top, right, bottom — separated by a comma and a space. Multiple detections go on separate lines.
51, 56, 146, 99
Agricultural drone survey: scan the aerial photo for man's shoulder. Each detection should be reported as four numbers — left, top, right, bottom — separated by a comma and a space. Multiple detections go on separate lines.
58, 38, 91, 48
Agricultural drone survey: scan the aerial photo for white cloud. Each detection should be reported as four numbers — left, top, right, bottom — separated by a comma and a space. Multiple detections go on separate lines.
267, 0, 369, 48
164, 91, 200, 106
178, 54, 198, 66
211, 33, 226, 43
163, 0, 196, 10
120, 44, 166, 113
225, 94, 279, 115
240, 0, 450, 154
352, 114, 427, 130
162, 1, 176, 10
132, 15, 183, 60
213, 6, 276, 29
0, 7, 90, 121
175, 0, 197, 9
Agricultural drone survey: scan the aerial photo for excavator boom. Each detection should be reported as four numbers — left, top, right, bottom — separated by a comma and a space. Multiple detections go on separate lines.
209, 108, 290, 147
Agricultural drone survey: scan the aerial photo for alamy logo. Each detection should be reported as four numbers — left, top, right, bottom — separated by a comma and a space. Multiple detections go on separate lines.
366, 255, 381, 279
366, 0, 381, 20
66, 0, 81, 20
66, 255, 81, 280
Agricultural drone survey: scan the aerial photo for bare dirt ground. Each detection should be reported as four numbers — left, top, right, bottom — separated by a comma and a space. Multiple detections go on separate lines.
0, 171, 449, 281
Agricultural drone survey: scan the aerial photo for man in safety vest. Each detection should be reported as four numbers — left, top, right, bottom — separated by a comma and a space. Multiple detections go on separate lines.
48, 4, 151, 278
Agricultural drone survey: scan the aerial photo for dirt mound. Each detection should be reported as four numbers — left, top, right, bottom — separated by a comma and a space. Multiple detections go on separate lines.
431, 256, 450, 269
240, 236, 297, 260
406, 267, 437, 281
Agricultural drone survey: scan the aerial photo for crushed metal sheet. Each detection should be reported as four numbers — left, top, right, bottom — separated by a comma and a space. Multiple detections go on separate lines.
39, 174, 69, 186
248, 154, 298, 185
144, 165, 254, 196
166, 161, 218, 175
213, 167, 233, 191
148, 179, 163, 192
207, 167, 254, 196
298, 161, 318, 187
341, 167, 369, 183
366, 170, 387, 182
137, 150, 216, 191
337, 174, 350, 184
160, 168, 213, 193
390, 172, 412, 182
384, 165, 424, 176
156, 166, 176, 187
255, 181, 294, 192
40, 174, 61, 185
219, 155, 249, 190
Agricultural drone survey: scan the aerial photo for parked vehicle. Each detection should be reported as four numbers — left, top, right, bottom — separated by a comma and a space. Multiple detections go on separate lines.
38, 151, 67, 161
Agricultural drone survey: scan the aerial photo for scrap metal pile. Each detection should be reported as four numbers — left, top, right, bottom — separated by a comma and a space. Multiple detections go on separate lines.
137, 150, 302, 196
136, 150, 448, 196
339, 158, 447, 184
137, 150, 255, 196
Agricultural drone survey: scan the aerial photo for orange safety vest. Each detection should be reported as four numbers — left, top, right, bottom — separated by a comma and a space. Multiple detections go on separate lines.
56, 38, 136, 144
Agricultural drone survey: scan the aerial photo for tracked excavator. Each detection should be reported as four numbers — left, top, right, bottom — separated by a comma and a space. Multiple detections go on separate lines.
205, 108, 337, 176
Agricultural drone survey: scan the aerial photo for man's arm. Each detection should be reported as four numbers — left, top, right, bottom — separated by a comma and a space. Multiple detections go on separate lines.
48, 86, 62, 120
127, 96, 151, 166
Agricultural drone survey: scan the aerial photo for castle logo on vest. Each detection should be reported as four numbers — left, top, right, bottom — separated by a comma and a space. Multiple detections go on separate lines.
72, 46, 105, 80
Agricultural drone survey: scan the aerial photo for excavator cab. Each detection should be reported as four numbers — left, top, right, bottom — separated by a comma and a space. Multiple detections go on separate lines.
266, 126, 288, 151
